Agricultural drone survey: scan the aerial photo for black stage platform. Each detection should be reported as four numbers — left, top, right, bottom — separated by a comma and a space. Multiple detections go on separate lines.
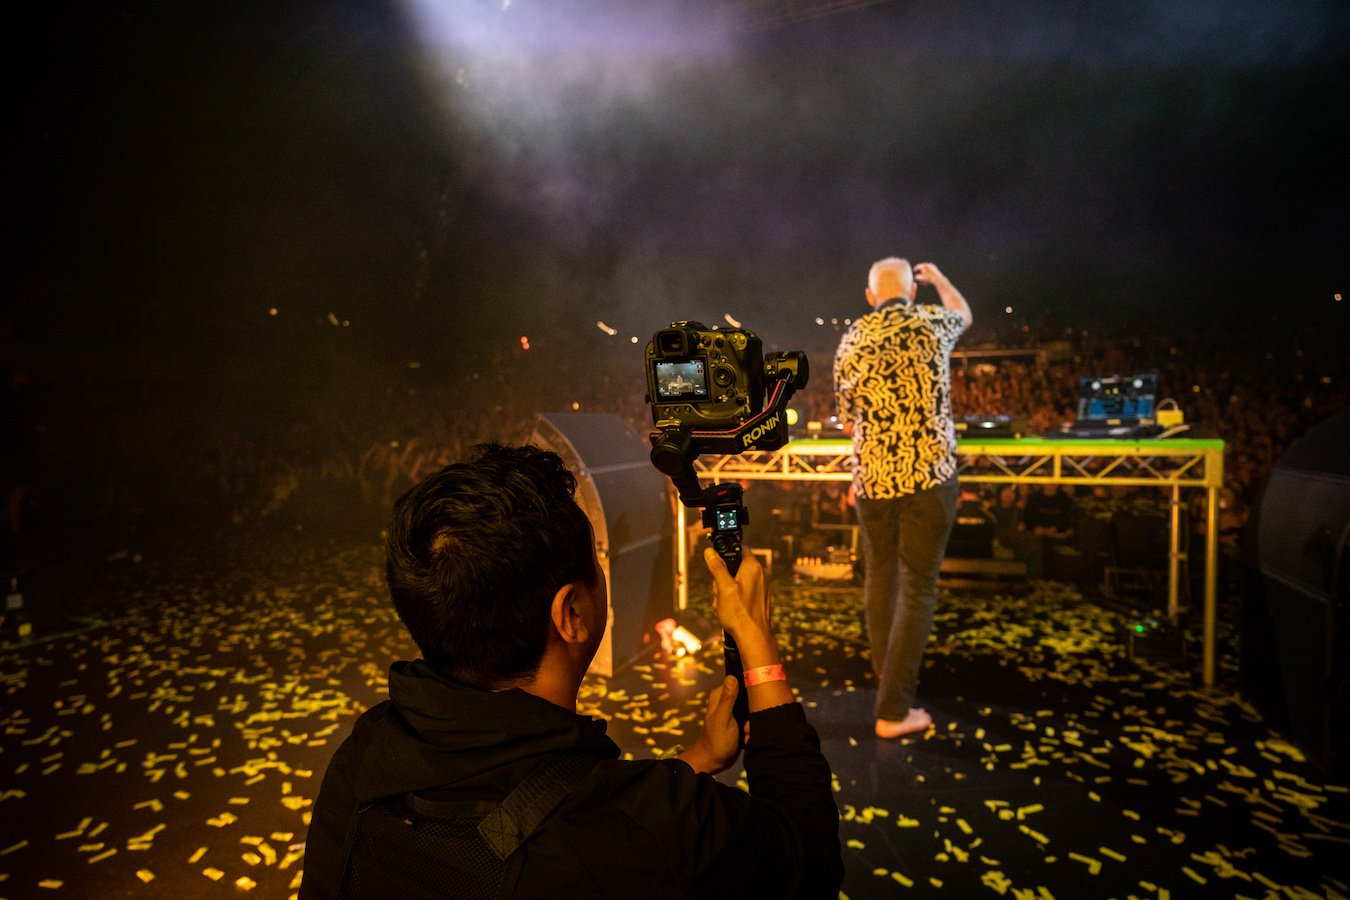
1, 533, 1346, 899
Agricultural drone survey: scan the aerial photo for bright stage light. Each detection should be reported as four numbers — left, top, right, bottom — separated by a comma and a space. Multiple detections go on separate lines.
398, 0, 730, 231
655, 618, 702, 656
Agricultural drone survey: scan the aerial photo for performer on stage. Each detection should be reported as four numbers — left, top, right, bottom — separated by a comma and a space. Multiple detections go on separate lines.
833, 257, 972, 739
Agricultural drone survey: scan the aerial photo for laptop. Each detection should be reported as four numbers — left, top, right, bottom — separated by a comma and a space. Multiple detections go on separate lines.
1044, 373, 1164, 439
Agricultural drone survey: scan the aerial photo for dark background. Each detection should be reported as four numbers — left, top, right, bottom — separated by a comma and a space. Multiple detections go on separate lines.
6, 0, 1349, 550
13, 0, 1348, 351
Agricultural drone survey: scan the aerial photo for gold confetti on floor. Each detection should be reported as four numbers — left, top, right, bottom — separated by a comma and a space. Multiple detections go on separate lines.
0, 534, 1345, 898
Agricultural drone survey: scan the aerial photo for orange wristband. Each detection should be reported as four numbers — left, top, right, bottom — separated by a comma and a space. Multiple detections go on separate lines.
743, 664, 786, 687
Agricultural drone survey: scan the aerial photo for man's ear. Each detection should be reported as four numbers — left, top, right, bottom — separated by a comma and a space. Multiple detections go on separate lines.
550, 582, 592, 646
864, 287, 878, 308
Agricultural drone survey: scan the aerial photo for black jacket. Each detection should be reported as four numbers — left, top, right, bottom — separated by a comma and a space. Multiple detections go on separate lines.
301, 660, 842, 899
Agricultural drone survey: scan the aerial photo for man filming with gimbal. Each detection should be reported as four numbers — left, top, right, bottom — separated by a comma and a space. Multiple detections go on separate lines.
301, 442, 843, 899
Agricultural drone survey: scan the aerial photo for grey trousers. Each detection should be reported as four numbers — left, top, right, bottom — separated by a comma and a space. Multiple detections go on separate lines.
857, 477, 958, 721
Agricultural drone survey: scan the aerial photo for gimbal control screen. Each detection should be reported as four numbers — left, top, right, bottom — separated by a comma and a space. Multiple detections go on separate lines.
714, 507, 740, 531
655, 360, 709, 400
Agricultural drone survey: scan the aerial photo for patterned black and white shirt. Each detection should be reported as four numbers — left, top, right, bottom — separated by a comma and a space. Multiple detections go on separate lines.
833, 300, 968, 498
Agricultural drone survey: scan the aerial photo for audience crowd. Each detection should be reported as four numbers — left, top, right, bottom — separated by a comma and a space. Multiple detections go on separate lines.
8, 314, 1347, 571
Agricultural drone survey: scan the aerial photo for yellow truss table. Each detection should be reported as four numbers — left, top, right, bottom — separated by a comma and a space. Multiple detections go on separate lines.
678, 436, 1226, 685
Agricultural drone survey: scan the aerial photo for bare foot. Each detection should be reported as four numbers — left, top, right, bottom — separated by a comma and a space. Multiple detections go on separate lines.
875, 708, 932, 739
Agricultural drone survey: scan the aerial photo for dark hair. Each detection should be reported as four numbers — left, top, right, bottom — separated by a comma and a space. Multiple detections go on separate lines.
385, 442, 597, 688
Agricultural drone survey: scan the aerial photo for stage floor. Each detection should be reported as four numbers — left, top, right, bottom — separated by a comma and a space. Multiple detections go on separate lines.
1, 533, 1345, 899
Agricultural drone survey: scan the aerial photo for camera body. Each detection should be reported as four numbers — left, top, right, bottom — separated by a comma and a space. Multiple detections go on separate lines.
645, 322, 766, 431
645, 322, 808, 448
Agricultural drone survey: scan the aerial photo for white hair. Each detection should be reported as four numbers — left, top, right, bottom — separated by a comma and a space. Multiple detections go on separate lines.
868, 257, 912, 302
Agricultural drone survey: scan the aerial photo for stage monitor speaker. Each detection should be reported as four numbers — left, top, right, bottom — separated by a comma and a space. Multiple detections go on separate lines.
1245, 407, 1349, 778
528, 413, 672, 677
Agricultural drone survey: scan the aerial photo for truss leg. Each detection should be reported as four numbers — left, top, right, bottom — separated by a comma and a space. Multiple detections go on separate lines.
676, 497, 688, 611
1204, 485, 1219, 686
1169, 484, 1181, 621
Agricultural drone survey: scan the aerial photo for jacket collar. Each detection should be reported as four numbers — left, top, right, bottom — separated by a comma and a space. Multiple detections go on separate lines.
346, 658, 619, 802
872, 297, 913, 314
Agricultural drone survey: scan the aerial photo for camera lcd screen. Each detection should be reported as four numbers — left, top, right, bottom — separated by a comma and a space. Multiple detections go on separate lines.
714, 508, 740, 531
655, 360, 709, 400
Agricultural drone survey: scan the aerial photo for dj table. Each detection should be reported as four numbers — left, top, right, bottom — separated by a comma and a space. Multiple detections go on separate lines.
676, 436, 1226, 685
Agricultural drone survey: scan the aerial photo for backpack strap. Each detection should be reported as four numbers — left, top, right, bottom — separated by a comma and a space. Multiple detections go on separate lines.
477, 751, 600, 861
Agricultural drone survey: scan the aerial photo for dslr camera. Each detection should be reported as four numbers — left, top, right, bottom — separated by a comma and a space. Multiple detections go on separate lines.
644, 322, 807, 454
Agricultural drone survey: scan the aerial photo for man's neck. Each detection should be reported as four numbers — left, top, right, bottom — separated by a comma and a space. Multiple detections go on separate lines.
510, 652, 584, 712
517, 680, 579, 712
